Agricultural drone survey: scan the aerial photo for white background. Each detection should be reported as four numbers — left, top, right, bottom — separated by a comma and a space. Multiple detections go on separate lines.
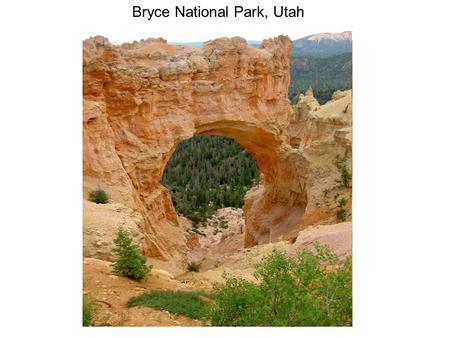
1, 0, 450, 337
77, 0, 353, 43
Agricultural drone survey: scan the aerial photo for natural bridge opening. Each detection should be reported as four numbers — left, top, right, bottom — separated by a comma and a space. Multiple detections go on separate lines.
161, 135, 260, 232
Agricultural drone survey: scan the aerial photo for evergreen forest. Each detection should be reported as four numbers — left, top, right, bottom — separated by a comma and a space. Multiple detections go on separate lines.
288, 52, 352, 104
161, 136, 259, 224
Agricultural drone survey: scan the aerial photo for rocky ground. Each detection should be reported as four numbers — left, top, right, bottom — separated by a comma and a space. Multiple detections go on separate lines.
83, 207, 351, 326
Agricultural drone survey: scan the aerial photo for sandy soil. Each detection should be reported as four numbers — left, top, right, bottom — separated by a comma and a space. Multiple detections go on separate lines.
83, 258, 201, 326
83, 220, 351, 326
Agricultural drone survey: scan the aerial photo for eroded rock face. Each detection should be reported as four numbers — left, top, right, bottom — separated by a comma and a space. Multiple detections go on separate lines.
83, 200, 145, 261
288, 88, 353, 227
83, 35, 351, 267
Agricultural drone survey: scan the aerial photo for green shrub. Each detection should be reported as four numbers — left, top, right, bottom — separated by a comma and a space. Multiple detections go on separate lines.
209, 275, 260, 326
187, 261, 201, 272
336, 208, 346, 222
336, 197, 348, 222
82, 294, 96, 327
209, 244, 352, 326
128, 290, 211, 320
337, 197, 347, 208
111, 228, 151, 281
333, 150, 352, 188
88, 189, 109, 204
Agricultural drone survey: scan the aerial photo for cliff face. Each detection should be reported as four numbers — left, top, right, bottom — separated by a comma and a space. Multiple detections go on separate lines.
288, 89, 353, 226
83, 35, 351, 267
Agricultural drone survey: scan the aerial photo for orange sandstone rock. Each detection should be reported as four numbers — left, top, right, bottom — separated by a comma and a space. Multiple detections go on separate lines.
83, 35, 352, 267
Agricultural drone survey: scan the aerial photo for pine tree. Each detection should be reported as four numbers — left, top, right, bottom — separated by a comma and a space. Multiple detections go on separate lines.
111, 228, 151, 281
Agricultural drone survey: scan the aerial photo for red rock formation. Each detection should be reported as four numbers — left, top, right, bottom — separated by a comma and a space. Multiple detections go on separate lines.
83, 35, 352, 266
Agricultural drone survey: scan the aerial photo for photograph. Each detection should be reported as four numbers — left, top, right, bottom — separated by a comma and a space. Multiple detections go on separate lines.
82, 30, 353, 326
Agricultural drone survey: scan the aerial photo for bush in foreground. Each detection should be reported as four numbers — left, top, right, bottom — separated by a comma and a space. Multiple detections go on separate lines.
127, 244, 351, 326
128, 290, 211, 320
111, 227, 151, 281
82, 294, 96, 327
88, 189, 109, 204
209, 244, 352, 326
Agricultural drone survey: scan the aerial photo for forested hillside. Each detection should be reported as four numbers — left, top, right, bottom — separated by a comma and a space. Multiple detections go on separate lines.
289, 31, 352, 104
289, 52, 352, 104
161, 136, 259, 224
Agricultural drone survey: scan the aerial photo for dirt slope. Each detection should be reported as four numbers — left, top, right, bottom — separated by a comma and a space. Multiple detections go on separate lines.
83, 258, 201, 326
83, 220, 351, 326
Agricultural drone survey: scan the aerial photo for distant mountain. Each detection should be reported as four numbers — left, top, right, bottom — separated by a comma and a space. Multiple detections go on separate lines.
292, 31, 352, 57
170, 40, 261, 48
288, 31, 352, 103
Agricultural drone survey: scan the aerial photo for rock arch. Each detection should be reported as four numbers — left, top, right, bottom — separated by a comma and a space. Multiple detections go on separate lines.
83, 35, 312, 264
